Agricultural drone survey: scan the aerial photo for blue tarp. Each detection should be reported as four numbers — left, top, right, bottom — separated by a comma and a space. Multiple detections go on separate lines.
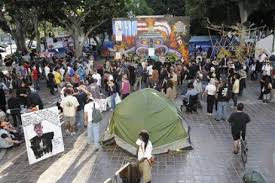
189, 36, 219, 53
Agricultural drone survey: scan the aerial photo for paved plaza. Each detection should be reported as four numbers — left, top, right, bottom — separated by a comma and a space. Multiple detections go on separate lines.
0, 81, 275, 183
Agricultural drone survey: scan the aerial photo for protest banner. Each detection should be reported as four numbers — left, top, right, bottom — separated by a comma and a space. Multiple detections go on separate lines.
21, 106, 64, 165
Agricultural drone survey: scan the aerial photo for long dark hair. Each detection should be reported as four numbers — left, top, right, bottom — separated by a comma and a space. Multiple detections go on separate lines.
139, 130, 150, 149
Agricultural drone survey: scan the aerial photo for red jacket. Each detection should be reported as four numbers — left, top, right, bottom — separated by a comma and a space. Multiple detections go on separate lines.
32, 69, 39, 80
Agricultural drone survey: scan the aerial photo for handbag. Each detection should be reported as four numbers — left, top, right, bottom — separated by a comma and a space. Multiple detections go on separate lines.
115, 92, 121, 104
92, 102, 102, 123
147, 156, 156, 166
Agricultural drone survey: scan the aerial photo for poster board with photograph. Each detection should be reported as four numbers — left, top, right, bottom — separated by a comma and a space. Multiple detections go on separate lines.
21, 106, 64, 165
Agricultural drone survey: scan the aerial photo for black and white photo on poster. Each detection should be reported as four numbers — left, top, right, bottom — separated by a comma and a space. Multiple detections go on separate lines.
21, 106, 64, 165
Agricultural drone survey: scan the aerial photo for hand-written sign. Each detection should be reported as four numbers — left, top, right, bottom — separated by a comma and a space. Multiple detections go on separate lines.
21, 106, 64, 165
21, 107, 60, 127
35, 108, 60, 126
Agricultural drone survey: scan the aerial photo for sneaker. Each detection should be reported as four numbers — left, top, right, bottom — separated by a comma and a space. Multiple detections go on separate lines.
214, 118, 220, 121
71, 132, 76, 136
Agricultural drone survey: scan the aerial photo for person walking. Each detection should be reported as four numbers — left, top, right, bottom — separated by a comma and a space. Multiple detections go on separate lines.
231, 73, 240, 107
134, 63, 143, 90
60, 88, 79, 135
107, 80, 117, 111
47, 69, 56, 95
262, 77, 272, 103
193, 74, 203, 108
32, 65, 40, 90
74, 88, 87, 130
165, 80, 175, 100
7, 90, 21, 127
120, 74, 130, 99
136, 130, 153, 183
215, 80, 229, 121
204, 78, 217, 115
84, 97, 101, 150
228, 103, 250, 154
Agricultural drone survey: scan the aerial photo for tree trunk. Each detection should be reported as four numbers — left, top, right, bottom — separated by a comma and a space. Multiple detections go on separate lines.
12, 19, 28, 53
72, 27, 85, 59
238, 0, 248, 44
34, 12, 41, 53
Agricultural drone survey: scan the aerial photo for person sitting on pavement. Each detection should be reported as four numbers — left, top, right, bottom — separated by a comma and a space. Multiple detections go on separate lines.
228, 103, 250, 154
0, 122, 22, 149
0, 120, 24, 141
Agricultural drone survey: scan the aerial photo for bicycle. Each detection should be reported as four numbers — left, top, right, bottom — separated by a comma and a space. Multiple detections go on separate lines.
240, 131, 248, 165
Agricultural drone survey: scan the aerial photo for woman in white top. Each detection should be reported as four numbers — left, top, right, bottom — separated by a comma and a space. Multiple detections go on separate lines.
136, 130, 153, 183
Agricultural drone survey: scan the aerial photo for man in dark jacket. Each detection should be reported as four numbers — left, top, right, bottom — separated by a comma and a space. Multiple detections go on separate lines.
215, 80, 229, 121
0, 86, 6, 113
27, 90, 44, 110
73, 88, 87, 129
228, 103, 250, 154
8, 90, 21, 127
30, 122, 54, 159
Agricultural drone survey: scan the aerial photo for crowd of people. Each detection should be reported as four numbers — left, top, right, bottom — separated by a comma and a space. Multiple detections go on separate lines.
0, 49, 273, 174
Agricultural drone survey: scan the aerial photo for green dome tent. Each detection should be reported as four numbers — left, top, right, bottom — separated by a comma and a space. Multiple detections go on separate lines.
103, 88, 191, 155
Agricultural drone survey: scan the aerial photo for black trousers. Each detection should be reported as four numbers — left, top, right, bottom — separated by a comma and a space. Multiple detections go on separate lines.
207, 95, 215, 114
11, 113, 22, 127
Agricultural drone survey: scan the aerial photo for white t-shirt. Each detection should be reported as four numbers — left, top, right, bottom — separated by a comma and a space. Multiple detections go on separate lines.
136, 139, 153, 161
147, 65, 153, 76
260, 53, 267, 63
205, 84, 216, 95
262, 64, 272, 76
60, 95, 79, 117
84, 101, 101, 122
92, 73, 102, 86
44, 66, 50, 79
108, 74, 114, 81
60, 68, 65, 80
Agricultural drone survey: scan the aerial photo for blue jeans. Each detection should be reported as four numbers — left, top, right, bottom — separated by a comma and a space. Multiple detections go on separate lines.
75, 110, 84, 129
111, 93, 116, 110
216, 101, 228, 120
87, 122, 100, 148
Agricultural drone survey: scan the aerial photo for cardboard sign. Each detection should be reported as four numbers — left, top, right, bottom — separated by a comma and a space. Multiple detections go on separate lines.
21, 107, 64, 165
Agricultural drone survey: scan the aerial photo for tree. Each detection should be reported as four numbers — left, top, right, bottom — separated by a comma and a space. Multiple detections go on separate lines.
0, 1, 32, 52
185, 0, 274, 36
0, 0, 49, 53
48, 0, 126, 58
146, 0, 185, 16
127, 0, 154, 16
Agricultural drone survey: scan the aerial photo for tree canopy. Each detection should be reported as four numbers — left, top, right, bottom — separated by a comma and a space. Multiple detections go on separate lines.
0, 0, 274, 53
